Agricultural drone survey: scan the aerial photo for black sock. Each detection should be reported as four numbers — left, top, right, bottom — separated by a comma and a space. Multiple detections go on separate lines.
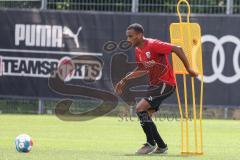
150, 122, 167, 148
137, 111, 167, 148
137, 111, 155, 146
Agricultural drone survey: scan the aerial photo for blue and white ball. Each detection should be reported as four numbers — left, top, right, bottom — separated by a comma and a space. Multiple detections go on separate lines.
15, 134, 33, 153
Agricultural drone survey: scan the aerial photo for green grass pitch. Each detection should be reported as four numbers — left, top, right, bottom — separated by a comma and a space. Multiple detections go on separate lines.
0, 115, 239, 160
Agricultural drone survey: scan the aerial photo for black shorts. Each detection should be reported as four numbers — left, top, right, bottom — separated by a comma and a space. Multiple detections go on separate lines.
144, 83, 175, 111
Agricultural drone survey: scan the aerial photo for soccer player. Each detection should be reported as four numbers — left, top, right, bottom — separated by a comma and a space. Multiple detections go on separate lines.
115, 23, 198, 154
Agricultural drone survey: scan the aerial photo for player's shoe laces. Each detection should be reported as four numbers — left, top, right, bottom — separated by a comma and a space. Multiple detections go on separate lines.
135, 142, 156, 154
152, 144, 168, 154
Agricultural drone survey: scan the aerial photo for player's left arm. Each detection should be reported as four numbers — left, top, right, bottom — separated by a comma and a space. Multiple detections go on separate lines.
171, 45, 198, 77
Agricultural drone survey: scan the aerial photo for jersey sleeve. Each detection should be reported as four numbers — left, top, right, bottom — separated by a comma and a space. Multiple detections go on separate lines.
151, 40, 173, 55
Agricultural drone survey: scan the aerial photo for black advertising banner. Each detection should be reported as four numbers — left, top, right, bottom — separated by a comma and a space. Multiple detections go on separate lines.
0, 10, 239, 106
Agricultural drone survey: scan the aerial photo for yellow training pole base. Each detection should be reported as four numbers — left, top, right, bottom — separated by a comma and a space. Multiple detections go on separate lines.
181, 152, 203, 156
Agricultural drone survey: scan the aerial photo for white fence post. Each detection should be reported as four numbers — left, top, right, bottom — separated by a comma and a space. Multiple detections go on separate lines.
226, 0, 233, 14
38, 99, 45, 114
41, 0, 47, 10
131, 0, 139, 13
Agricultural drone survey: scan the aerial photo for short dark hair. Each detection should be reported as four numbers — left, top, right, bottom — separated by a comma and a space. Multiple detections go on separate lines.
127, 23, 144, 33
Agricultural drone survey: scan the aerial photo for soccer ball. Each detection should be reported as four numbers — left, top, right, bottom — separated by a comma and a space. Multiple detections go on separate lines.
15, 134, 33, 153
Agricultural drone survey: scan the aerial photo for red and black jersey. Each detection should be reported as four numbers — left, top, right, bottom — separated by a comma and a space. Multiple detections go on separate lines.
135, 38, 176, 86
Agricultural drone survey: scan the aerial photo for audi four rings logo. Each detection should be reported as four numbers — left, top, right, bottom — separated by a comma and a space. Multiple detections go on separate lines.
200, 35, 240, 84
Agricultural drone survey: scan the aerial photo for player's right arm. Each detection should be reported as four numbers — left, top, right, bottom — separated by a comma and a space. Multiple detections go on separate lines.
115, 67, 147, 94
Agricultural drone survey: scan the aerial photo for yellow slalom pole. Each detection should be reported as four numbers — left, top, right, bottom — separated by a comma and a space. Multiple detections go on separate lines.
199, 30, 204, 154
174, 75, 184, 153
200, 73, 204, 153
180, 0, 191, 153
191, 77, 198, 153
183, 74, 189, 152
183, 0, 199, 154
177, 1, 188, 153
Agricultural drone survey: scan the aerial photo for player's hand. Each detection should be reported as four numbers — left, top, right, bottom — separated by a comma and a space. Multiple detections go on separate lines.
187, 68, 198, 77
115, 79, 127, 95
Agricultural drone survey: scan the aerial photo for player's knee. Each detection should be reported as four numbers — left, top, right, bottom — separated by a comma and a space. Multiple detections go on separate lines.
135, 107, 141, 113
135, 106, 144, 113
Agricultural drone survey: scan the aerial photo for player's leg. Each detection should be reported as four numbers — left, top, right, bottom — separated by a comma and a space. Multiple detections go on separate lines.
135, 99, 156, 154
138, 99, 167, 149
135, 84, 174, 154
148, 84, 176, 154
